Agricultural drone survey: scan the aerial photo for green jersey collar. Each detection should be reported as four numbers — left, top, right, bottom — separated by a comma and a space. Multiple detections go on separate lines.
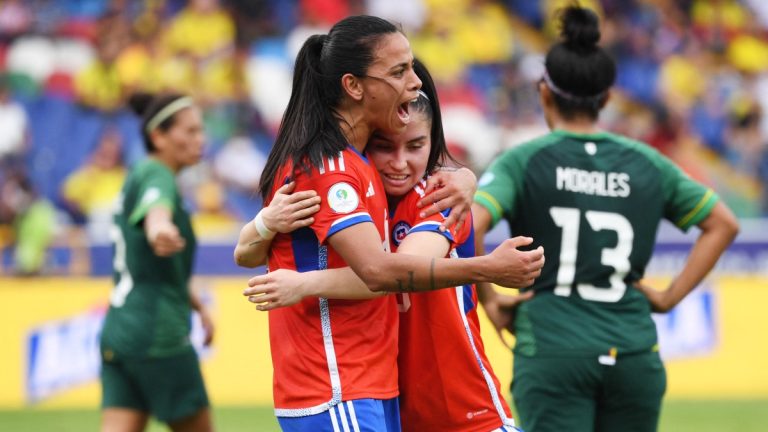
552, 129, 611, 141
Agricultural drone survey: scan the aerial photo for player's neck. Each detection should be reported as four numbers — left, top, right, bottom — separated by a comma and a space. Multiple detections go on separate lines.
149, 154, 180, 174
337, 105, 370, 153
552, 116, 601, 135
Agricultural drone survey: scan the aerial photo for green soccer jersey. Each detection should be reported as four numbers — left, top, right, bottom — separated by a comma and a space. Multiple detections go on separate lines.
101, 159, 197, 359
475, 129, 718, 358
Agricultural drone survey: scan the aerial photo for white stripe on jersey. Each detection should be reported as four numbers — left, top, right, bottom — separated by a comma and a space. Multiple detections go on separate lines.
414, 179, 427, 197
320, 296, 343, 404
318, 152, 346, 175
452, 250, 515, 428
330, 212, 370, 228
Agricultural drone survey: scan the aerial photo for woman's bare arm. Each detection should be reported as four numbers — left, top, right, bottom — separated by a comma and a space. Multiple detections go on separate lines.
244, 231, 452, 310
233, 182, 320, 267
329, 221, 544, 292
635, 201, 739, 312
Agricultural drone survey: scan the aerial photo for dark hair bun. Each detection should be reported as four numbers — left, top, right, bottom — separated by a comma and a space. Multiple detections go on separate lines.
560, 5, 601, 52
127, 92, 154, 117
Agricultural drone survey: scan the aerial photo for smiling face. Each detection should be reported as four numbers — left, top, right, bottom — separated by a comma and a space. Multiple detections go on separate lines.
361, 32, 422, 135
152, 106, 205, 172
367, 110, 431, 201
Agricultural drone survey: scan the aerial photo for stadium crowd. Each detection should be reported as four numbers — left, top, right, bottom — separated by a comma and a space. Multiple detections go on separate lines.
0, 0, 765, 275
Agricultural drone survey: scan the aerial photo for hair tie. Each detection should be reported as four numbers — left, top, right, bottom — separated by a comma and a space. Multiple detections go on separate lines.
145, 97, 194, 133
542, 69, 606, 102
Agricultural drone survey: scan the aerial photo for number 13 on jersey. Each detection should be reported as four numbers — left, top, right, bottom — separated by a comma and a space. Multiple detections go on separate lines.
549, 206, 634, 303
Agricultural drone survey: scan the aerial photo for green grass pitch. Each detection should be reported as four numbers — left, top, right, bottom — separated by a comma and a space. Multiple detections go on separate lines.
1, 399, 766, 431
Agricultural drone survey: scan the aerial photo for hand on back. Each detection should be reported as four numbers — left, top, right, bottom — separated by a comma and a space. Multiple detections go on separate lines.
263, 181, 321, 233
486, 236, 545, 288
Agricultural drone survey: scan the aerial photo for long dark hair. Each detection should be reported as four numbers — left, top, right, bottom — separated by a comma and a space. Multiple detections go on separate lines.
258, 15, 400, 200
128, 92, 188, 153
543, 4, 616, 120
409, 58, 458, 176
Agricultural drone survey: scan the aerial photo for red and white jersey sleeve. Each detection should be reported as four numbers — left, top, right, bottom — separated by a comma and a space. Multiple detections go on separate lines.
266, 147, 398, 417
389, 179, 468, 250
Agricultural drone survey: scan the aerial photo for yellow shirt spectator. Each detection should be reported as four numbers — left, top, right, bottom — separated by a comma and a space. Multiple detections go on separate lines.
455, 2, 515, 64
658, 54, 706, 113
161, 5, 236, 99
74, 60, 123, 112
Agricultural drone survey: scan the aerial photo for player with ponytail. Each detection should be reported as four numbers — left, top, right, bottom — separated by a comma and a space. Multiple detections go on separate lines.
473, 5, 738, 431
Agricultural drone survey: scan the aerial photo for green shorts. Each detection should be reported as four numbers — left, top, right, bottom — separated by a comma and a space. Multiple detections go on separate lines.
101, 348, 209, 423
512, 350, 666, 432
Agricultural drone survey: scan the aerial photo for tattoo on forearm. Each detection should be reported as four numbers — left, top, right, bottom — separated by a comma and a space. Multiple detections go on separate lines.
396, 272, 418, 293
248, 240, 263, 247
430, 258, 436, 291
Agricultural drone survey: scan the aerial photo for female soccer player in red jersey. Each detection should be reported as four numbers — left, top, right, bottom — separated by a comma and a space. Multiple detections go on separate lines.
238, 60, 524, 432
235, 15, 541, 432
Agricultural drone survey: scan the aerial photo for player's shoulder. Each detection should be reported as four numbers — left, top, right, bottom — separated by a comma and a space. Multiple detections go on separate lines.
308, 148, 374, 181
602, 131, 675, 170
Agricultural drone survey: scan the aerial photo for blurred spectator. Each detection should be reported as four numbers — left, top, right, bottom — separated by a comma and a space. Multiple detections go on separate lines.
160, 0, 237, 103
365, 0, 426, 33
454, 0, 515, 65
60, 127, 126, 245
0, 169, 57, 276
0, 75, 29, 167
0, 0, 32, 42
73, 11, 130, 111
299, 0, 354, 27
60, 127, 126, 274
212, 134, 266, 193
191, 179, 240, 241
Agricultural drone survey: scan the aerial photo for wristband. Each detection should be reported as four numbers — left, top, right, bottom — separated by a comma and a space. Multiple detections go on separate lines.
253, 210, 276, 240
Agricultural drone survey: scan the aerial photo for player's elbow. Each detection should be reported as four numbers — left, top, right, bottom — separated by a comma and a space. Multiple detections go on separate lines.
723, 214, 740, 243
233, 247, 261, 268
356, 263, 388, 292
713, 205, 740, 244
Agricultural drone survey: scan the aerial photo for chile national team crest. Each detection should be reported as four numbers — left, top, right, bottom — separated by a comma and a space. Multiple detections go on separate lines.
392, 221, 411, 247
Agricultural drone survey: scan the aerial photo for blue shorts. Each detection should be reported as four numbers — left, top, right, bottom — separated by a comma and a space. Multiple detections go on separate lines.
278, 398, 400, 432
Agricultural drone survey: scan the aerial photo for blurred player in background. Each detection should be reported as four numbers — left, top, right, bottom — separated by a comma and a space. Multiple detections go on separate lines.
233, 14, 542, 432
472, 4, 739, 432
100, 93, 214, 432
241, 59, 525, 432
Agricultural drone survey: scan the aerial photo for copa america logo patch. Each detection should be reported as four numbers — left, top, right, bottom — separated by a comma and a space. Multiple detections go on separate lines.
327, 182, 359, 214
392, 221, 411, 246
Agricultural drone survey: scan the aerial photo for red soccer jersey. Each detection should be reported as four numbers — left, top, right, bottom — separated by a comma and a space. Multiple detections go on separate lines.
393, 179, 515, 432
267, 146, 399, 416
